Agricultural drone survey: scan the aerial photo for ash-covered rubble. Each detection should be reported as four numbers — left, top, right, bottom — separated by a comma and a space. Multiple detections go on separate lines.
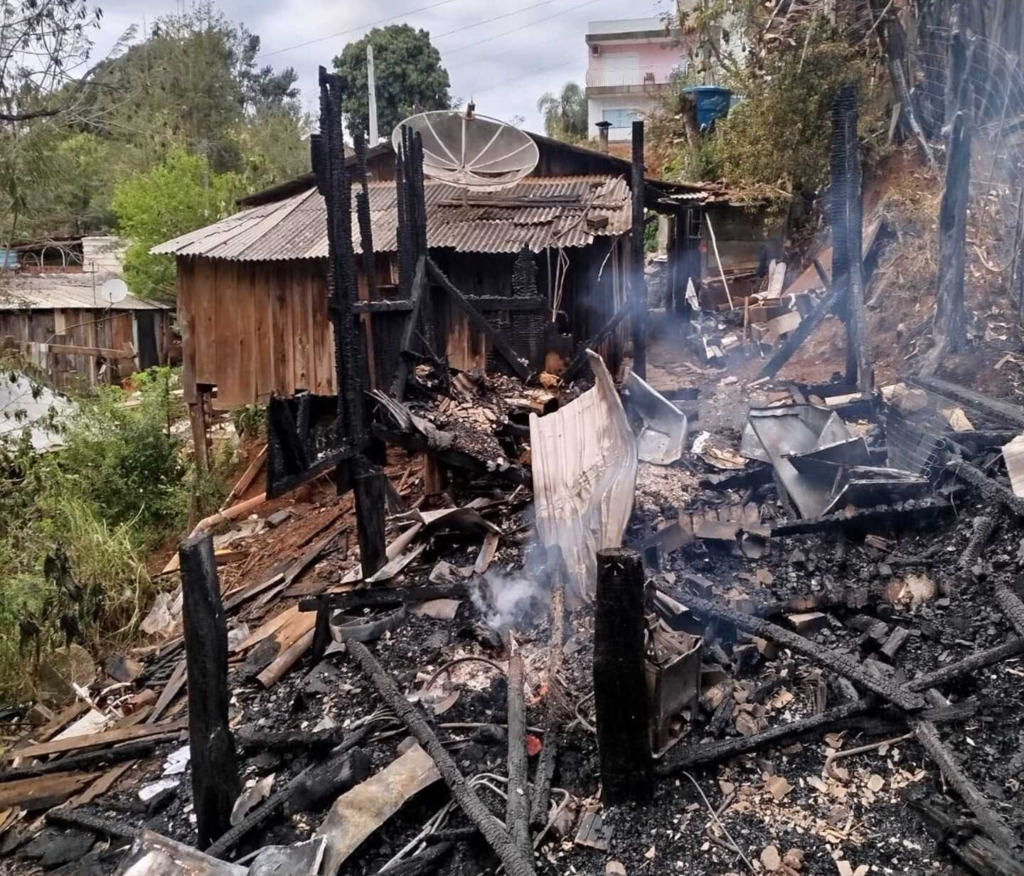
2, 360, 1024, 876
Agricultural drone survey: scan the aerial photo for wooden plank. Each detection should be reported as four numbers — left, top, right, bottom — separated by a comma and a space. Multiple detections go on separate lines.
194, 257, 218, 386
36, 342, 134, 359
4, 718, 188, 761
292, 263, 312, 392
253, 264, 274, 402
0, 771, 101, 811
147, 659, 187, 724
71, 761, 135, 806
316, 744, 441, 874
178, 257, 199, 404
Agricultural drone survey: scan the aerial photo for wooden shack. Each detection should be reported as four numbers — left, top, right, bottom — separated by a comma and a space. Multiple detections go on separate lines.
153, 135, 712, 414
0, 271, 170, 390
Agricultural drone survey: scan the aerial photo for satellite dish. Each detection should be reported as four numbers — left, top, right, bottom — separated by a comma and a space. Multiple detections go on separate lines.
101, 277, 128, 306
392, 109, 539, 191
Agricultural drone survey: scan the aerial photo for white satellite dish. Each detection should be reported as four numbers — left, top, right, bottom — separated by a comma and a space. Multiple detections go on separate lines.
392, 109, 539, 191
100, 277, 129, 306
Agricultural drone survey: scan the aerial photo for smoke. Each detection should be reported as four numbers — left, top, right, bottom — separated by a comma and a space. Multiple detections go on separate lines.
471, 568, 549, 634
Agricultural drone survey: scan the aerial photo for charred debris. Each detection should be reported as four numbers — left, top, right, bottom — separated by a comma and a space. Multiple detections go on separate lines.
3, 66, 1024, 876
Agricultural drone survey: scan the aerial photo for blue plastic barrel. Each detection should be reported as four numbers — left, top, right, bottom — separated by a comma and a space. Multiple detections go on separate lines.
682, 86, 733, 128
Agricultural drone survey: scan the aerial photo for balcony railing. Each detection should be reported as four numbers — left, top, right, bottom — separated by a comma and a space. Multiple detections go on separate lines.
585, 64, 681, 89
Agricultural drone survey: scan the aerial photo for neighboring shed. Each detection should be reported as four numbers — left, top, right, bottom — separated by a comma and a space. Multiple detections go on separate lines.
154, 134, 711, 412
0, 273, 170, 390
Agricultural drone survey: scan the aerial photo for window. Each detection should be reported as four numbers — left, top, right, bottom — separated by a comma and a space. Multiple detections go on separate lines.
602, 108, 643, 128
591, 43, 600, 55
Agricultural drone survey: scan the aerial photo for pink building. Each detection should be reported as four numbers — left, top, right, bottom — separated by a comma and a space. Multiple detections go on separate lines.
585, 17, 691, 141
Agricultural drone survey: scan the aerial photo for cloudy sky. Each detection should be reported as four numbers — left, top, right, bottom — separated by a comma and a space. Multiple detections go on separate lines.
88, 0, 670, 133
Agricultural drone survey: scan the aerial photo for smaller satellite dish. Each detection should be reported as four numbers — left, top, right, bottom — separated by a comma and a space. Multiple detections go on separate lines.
101, 278, 128, 306
392, 109, 539, 191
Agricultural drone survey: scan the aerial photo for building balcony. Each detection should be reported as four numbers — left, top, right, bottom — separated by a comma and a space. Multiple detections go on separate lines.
585, 65, 680, 97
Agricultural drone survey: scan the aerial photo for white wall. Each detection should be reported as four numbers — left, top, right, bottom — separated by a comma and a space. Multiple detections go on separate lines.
587, 94, 659, 140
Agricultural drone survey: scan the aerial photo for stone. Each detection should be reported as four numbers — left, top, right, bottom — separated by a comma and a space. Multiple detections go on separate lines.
761, 845, 782, 871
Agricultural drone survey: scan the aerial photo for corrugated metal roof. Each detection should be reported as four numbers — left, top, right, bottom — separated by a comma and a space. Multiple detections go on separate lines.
152, 176, 633, 260
0, 273, 168, 311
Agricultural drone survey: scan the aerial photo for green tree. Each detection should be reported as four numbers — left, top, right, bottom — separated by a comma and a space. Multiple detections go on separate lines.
537, 82, 588, 143
333, 25, 451, 142
111, 149, 241, 303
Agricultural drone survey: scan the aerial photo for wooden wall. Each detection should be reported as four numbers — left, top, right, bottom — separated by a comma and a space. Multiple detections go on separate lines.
179, 239, 629, 409
0, 307, 168, 390
178, 256, 336, 409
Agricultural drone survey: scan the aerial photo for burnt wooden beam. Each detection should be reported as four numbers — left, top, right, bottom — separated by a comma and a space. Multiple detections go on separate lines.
178, 532, 240, 849
206, 727, 373, 858
958, 516, 999, 571
630, 121, 647, 379
235, 724, 347, 755
675, 590, 925, 710
905, 638, 1024, 692
913, 376, 1024, 429
912, 798, 1024, 876
353, 132, 377, 302
353, 461, 387, 579
354, 296, 546, 314
392, 255, 428, 401
657, 699, 871, 774
426, 257, 531, 382
299, 582, 468, 613
913, 719, 1015, 847
0, 739, 158, 781
831, 83, 871, 393
505, 645, 531, 859
594, 549, 654, 803
46, 808, 137, 843
948, 460, 1024, 517
920, 109, 972, 376
995, 585, 1024, 638
346, 639, 538, 876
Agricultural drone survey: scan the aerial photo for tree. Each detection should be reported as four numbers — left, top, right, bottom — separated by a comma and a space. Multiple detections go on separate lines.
537, 82, 588, 143
111, 149, 241, 303
333, 25, 451, 142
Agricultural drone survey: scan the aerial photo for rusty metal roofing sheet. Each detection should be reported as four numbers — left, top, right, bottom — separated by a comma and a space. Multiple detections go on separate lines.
0, 273, 168, 311
151, 176, 632, 260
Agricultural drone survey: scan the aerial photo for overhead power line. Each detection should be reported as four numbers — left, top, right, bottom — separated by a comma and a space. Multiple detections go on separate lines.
443, 0, 606, 57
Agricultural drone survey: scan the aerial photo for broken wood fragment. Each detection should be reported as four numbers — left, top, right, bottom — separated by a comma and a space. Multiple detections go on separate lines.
0, 770, 101, 811
257, 628, 316, 689
674, 590, 924, 710
958, 516, 998, 571
179, 532, 241, 848
594, 550, 654, 804
2, 718, 187, 761
45, 806, 137, 842
206, 728, 372, 858
236, 725, 347, 755
147, 658, 187, 725
0, 738, 157, 781
346, 639, 537, 876
299, 582, 468, 614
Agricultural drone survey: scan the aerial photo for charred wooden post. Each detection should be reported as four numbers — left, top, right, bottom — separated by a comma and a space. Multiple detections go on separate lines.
354, 462, 388, 579
505, 642, 531, 859
920, 109, 972, 376
353, 132, 377, 302
831, 83, 871, 393
178, 532, 240, 848
946, 3, 970, 131
594, 549, 654, 804
630, 121, 648, 379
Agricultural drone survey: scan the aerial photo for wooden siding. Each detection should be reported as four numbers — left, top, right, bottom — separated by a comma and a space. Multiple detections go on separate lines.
178, 257, 335, 409
0, 307, 168, 390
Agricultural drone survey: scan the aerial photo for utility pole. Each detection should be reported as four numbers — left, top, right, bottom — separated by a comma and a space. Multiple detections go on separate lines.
367, 45, 379, 145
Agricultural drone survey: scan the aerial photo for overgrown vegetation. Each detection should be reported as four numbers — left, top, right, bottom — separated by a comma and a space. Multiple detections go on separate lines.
0, 365, 229, 700
650, 8, 889, 196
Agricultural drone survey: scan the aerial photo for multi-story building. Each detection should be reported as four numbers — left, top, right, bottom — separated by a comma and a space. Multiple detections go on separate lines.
585, 16, 691, 141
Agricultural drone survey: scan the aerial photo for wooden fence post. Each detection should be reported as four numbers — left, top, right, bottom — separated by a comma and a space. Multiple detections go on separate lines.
630, 121, 648, 379
594, 548, 653, 804
179, 532, 240, 848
